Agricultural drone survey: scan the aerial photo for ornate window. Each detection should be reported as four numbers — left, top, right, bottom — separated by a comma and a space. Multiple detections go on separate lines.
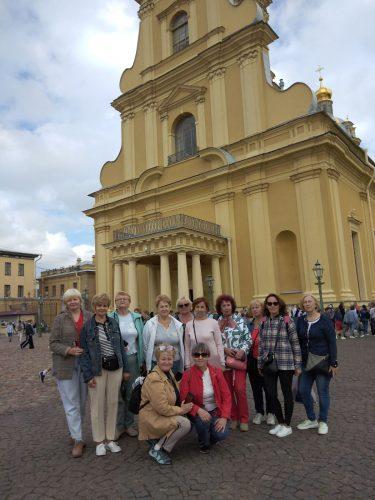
171, 12, 189, 53
169, 114, 197, 165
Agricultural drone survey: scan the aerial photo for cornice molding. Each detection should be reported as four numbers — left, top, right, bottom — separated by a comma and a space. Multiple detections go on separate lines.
138, 1, 155, 20
211, 192, 235, 204
95, 225, 110, 234
290, 168, 322, 183
359, 191, 368, 202
347, 210, 362, 226
242, 183, 269, 196
157, 0, 193, 20
237, 49, 258, 67
326, 168, 340, 181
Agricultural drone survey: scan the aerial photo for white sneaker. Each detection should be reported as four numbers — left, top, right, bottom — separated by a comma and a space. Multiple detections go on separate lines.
318, 422, 328, 435
96, 443, 107, 456
106, 441, 121, 453
341, 336, 346, 340
297, 419, 319, 430
269, 424, 282, 435
276, 425, 293, 438
266, 413, 276, 426
252, 413, 263, 425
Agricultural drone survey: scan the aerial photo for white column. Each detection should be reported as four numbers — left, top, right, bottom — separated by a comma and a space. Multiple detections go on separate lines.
177, 251, 189, 299
160, 254, 171, 298
211, 256, 222, 300
95, 225, 110, 295
148, 265, 159, 310
128, 259, 138, 308
192, 254, 203, 298
113, 262, 123, 298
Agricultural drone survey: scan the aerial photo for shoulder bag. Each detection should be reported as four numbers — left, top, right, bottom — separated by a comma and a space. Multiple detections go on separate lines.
305, 319, 330, 375
262, 318, 280, 374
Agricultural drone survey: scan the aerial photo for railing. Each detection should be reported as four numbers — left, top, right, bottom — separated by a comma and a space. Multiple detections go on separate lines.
114, 214, 221, 241
168, 147, 197, 165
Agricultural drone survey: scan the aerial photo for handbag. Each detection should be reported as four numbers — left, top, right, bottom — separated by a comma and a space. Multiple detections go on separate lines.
306, 352, 330, 375
262, 320, 280, 374
128, 376, 149, 415
102, 355, 120, 371
225, 355, 247, 370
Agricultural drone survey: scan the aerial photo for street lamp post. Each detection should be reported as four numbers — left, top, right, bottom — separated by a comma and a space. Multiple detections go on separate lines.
205, 275, 215, 311
312, 260, 325, 312
82, 288, 89, 311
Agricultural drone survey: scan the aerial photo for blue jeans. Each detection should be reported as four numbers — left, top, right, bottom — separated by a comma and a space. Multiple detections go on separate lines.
299, 369, 331, 423
190, 410, 230, 447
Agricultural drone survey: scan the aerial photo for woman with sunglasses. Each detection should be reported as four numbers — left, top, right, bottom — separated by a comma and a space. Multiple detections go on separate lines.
80, 293, 130, 456
139, 344, 193, 465
180, 342, 231, 453
185, 297, 225, 370
258, 293, 302, 438
175, 297, 194, 325
216, 294, 250, 432
143, 295, 184, 377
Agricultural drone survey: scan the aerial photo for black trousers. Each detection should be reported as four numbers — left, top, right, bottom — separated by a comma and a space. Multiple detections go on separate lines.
263, 370, 294, 426
20, 335, 34, 349
247, 357, 271, 415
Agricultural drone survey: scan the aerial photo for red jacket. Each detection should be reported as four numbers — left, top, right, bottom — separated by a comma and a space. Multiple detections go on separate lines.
179, 364, 231, 419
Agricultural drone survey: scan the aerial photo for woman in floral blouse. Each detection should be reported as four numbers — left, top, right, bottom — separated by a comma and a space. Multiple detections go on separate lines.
217, 294, 251, 431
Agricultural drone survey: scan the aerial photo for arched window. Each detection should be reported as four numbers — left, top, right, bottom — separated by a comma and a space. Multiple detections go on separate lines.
169, 114, 197, 164
171, 12, 189, 54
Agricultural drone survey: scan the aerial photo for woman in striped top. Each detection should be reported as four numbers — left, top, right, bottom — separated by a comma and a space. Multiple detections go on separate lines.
80, 293, 130, 457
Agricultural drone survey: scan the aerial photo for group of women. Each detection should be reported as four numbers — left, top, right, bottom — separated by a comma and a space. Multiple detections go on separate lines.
49, 288, 338, 464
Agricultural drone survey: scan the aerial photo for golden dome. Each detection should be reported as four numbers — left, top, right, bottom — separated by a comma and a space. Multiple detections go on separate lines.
316, 76, 332, 102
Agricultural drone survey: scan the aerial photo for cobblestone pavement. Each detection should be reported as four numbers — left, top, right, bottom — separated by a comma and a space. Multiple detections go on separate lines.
0, 333, 374, 500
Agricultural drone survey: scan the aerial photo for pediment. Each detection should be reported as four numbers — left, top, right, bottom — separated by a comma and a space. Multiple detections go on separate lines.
158, 85, 206, 113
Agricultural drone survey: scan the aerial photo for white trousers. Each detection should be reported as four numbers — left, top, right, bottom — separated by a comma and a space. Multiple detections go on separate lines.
89, 368, 123, 443
57, 360, 87, 442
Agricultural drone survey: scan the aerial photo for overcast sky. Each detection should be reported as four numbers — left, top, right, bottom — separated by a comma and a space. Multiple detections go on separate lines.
1, 0, 374, 273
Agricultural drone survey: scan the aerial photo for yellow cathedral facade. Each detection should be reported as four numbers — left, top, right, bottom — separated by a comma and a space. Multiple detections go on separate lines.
85, 0, 375, 310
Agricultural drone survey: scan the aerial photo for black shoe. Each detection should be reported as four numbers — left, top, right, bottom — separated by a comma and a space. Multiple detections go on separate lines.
199, 445, 210, 454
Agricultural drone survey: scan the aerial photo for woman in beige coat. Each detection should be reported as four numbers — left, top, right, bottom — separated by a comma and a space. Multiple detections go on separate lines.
139, 344, 192, 465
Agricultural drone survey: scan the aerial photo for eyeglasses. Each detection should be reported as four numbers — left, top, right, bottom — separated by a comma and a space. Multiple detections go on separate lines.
178, 303, 190, 308
193, 352, 209, 358
158, 345, 175, 352
266, 301, 279, 306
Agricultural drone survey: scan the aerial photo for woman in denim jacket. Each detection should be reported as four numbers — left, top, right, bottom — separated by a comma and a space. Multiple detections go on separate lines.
216, 294, 251, 432
80, 293, 129, 457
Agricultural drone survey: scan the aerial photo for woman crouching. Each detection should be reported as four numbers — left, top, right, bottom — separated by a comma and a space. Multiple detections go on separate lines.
180, 343, 231, 453
138, 344, 193, 465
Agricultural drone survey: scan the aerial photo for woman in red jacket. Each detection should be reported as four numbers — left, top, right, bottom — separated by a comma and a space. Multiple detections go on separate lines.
180, 342, 231, 453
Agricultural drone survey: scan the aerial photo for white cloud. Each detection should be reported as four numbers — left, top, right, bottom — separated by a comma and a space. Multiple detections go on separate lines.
0, 0, 139, 270
268, 0, 375, 152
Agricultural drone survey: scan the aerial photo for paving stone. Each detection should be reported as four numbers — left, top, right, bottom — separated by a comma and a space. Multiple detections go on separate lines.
1, 334, 375, 499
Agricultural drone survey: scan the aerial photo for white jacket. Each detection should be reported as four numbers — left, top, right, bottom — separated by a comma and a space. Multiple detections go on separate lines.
143, 315, 184, 372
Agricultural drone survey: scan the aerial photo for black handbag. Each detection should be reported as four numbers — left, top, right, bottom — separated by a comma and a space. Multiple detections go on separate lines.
102, 355, 120, 371
262, 320, 280, 374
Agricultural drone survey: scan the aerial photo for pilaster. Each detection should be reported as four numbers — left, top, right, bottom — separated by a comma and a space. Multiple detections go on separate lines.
195, 94, 207, 150
144, 101, 158, 169
208, 66, 229, 147
242, 183, 276, 298
95, 225, 110, 295
121, 111, 135, 180
359, 191, 375, 298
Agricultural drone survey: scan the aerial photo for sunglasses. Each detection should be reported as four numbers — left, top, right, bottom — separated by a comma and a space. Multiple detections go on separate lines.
266, 301, 279, 306
178, 303, 190, 308
158, 345, 175, 352
193, 352, 209, 358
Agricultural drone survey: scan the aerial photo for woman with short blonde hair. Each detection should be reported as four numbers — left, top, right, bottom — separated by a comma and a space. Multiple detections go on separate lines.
143, 296, 184, 376
49, 288, 92, 458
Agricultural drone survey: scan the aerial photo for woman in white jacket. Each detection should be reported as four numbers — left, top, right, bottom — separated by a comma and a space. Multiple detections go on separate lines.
143, 294, 184, 377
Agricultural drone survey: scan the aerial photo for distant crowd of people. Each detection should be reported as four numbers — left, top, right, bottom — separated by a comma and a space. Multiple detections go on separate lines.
45, 288, 373, 464
4, 320, 36, 348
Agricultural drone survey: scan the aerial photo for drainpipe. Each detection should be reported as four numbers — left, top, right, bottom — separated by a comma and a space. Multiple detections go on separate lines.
227, 237, 235, 296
